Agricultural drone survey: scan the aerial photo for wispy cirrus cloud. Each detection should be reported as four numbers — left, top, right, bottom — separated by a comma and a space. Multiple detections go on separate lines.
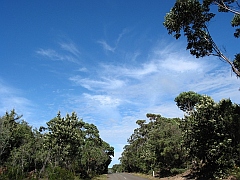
59, 42, 80, 56
98, 28, 129, 52
69, 76, 126, 91
68, 41, 240, 127
36, 41, 81, 63
83, 93, 122, 107
97, 40, 115, 52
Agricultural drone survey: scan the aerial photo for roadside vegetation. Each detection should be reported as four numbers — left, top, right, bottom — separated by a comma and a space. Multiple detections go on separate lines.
114, 91, 240, 179
0, 110, 114, 179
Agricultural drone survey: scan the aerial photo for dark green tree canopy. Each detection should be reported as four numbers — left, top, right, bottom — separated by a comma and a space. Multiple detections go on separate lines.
164, 0, 240, 77
175, 91, 203, 113
177, 93, 240, 178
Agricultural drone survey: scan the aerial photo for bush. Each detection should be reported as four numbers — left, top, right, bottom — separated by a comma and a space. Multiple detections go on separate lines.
47, 166, 75, 180
229, 166, 240, 180
170, 168, 186, 175
3, 166, 25, 180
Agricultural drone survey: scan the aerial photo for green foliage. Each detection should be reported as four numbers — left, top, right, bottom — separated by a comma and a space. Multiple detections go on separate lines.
174, 91, 202, 113
47, 166, 75, 180
3, 166, 25, 180
119, 92, 240, 179
230, 166, 240, 179
233, 53, 240, 71
163, 0, 215, 58
0, 110, 114, 179
164, 0, 240, 77
120, 114, 185, 177
0, 110, 24, 165
112, 164, 123, 173
177, 92, 240, 178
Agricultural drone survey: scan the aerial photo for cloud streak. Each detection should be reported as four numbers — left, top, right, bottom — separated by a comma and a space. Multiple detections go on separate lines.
0, 80, 34, 123
97, 40, 115, 52
36, 41, 81, 63
60, 42, 80, 56
98, 28, 129, 52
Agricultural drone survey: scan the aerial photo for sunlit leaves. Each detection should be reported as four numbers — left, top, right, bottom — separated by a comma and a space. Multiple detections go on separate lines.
178, 93, 240, 178
174, 91, 202, 113
0, 110, 114, 179
120, 114, 184, 175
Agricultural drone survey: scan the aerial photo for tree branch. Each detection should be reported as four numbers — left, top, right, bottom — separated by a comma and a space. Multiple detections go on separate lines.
213, 1, 240, 15
204, 27, 240, 77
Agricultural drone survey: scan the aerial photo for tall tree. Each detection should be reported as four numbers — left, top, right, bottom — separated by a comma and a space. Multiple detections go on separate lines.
42, 112, 85, 170
177, 93, 240, 178
120, 114, 184, 177
0, 110, 24, 165
41, 112, 114, 178
164, 0, 240, 77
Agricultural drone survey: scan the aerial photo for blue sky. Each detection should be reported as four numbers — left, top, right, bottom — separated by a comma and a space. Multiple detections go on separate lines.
1, 1, 240, 167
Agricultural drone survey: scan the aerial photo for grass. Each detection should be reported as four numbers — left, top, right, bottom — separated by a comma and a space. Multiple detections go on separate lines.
132, 173, 157, 180
92, 174, 108, 180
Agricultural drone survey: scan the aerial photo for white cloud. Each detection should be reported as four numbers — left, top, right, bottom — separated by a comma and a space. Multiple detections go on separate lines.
77, 67, 88, 72
36, 48, 78, 63
0, 80, 34, 122
59, 42, 80, 56
69, 76, 126, 91
97, 40, 115, 52
36, 41, 81, 63
160, 59, 201, 72
97, 28, 129, 53
36, 49, 58, 59
100, 61, 158, 79
83, 93, 121, 107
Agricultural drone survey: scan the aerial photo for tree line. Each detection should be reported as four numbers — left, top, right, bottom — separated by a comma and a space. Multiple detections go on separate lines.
114, 91, 240, 179
0, 110, 114, 180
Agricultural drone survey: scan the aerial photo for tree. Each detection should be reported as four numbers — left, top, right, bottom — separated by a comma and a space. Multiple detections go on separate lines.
41, 111, 114, 179
120, 114, 185, 177
42, 112, 85, 170
164, 0, 240, 77
177, 93, 240, 178
0, 110, 24, 165
6, 122, 35, 180
0, 110, 114, 179
111, 164, 123, 173
174, 91, 203, 114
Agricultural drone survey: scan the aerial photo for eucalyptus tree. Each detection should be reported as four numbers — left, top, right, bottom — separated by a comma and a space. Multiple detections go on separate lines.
0, 110, 39, 179
41, 111, 114, 178
0, 110, 114, 179
79, 123, 114, 177
164, 0, 240, 77
0, 110, 23, 165
6, 121, 35, 179
120, 114, 184, 176
176, 92, 240, 178
42, 112, 85, 170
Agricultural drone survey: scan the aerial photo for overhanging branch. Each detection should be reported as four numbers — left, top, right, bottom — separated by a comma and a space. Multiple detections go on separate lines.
213, 0, 240, 15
